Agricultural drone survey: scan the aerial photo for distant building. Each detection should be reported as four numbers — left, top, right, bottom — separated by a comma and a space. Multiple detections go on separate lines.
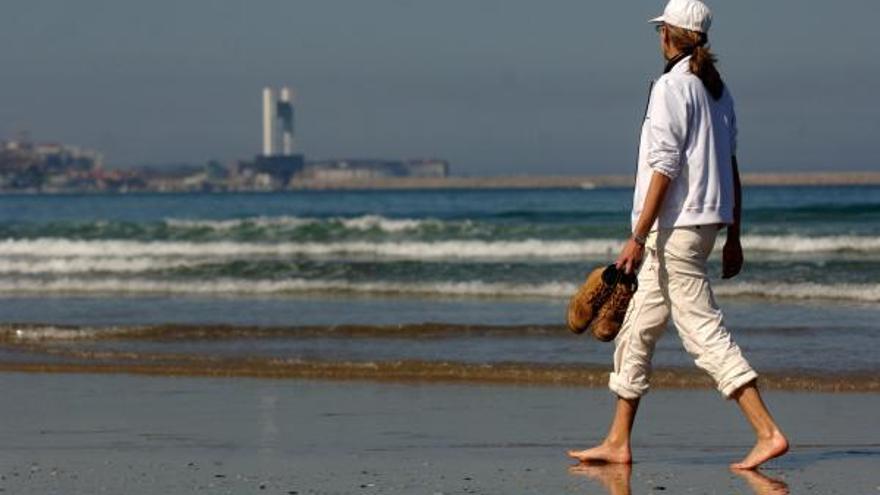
0, 134, 104, 191
233, 86, 306, 190
134, 162, 232, 192
0, 87, 452, 193
403, 159, 450, 178
252, 155, 305, 185
237, 87, 449, 189
299, 158, 449, 183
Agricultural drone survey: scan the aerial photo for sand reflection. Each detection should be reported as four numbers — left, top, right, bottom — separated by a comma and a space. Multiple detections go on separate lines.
568, 463, 631, 495
569, 463, 790, 495
732, 469, 790, 495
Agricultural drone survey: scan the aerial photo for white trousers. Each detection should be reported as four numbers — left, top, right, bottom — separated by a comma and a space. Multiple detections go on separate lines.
608, 225, 758, 399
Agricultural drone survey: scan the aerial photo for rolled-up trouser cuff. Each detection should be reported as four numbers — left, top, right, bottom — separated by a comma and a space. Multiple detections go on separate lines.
718, 367, 759, 398
608, 372, 648, 400
609, 367, 758, 399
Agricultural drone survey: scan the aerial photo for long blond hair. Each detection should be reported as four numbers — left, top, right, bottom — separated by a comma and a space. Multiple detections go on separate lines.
665, 24, 724, 100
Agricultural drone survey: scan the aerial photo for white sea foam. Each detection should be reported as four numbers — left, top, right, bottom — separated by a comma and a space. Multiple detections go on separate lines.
713, 282, 880, 302
160, 216, 880, 253
0, 235, 877, 265
740, 235, 880, 253
2, 326, 109, 341
0, 257, 200, 274
0, 277, 875, 302
164, 215, 433, 233
0, 238, 621, 260
165, 216, 312, 230
0, 277, 575, 298
337, 215, 429, 232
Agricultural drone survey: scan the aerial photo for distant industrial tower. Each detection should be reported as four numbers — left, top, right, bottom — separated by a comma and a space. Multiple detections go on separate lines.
253, 86, 304, 187
262, 86, 297, 157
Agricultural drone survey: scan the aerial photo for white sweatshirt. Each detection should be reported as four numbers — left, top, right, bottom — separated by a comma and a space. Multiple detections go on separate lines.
631, 55, 737, 231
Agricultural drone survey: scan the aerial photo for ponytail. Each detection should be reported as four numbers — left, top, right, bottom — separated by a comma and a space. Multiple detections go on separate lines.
690, 44, 724, 100
666, 25, 725, 100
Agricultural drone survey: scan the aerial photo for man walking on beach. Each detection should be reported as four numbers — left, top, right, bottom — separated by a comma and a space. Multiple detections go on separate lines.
568, 0, 788, 470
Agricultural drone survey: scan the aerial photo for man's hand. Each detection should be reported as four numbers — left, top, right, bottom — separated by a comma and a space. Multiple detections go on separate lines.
722, 238, 744, 279
615, 238, 645, 275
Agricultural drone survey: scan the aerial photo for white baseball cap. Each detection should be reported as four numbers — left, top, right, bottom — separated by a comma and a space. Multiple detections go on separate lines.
649, 0, 713, 34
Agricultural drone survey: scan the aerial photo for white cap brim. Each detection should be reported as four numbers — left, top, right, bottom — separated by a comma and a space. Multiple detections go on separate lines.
648, 15, 665, 25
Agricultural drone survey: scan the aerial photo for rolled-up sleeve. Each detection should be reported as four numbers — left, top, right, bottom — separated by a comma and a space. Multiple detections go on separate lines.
645, 78, 688, 179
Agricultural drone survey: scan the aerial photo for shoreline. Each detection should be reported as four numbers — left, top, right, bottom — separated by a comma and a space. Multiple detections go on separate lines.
3, 321, 878, 393
1, 360, 876, 393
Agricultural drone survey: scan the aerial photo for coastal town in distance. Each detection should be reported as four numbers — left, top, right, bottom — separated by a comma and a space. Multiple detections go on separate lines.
0, 86, 449, 194
2, 85, 878, 194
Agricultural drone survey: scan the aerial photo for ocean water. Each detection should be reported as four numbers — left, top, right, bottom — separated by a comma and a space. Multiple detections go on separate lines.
0, 186, 878, 387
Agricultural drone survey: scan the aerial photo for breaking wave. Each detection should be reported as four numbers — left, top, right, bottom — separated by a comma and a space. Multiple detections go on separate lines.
0, 238, 620, 260
0, 257, 200, 274
0, 277, 576, 298
0, 277, 875, 302
740, 235, 880, 253
713, 282, 880, 302
0, 235, 878, 263
164, 214, 433, 233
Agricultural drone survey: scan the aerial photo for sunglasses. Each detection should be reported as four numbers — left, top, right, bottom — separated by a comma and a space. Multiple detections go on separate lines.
654, 23, 666, 33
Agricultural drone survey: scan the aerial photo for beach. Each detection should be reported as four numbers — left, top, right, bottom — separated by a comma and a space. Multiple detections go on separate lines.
4, 0, 880, 490
1, 373, 877, 494
0, 186, 878, 493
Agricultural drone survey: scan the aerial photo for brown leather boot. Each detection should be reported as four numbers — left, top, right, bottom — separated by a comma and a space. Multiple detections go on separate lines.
566, 265, 616, 334
591, 266, 638, 342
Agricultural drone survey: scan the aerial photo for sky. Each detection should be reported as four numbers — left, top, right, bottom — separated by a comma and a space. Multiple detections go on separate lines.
0, 0, 877, 175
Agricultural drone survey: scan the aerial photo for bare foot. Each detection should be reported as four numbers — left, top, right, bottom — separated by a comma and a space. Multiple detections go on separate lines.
569, 463, 631, 495
732, 468, 790, 495
567, 441, 632, 464
731, 430, 789, 470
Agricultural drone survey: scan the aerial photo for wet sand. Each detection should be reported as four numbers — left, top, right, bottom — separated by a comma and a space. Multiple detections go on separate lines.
0, 373, 877, 494
2, 359, 877, 394
3, 322, 878, 393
